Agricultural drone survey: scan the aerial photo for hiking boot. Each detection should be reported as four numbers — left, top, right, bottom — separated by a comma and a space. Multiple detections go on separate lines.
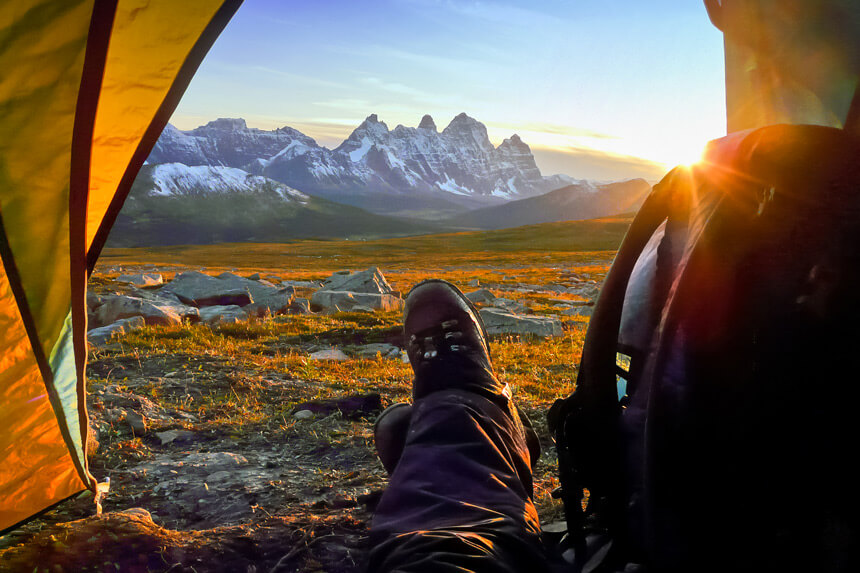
404, 279, 510, 403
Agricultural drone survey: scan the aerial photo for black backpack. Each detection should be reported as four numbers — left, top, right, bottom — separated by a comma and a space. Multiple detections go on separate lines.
549, 124, 860, 572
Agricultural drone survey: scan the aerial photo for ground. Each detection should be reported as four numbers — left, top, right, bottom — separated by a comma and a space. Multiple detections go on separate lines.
0, 218, 628, 572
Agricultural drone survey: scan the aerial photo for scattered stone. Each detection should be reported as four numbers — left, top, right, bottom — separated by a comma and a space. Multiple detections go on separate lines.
155, 430, 196, 445
479, 308, 563, 337
309, 348, 349, 361
116, 273, 163, 288
87, 291, 105, 311
198, 305, 247, 325
94, 295, 184, 327
87, 316, 146, 345
311, 290, 403, 312
350, 304, 375, 313
288, 297, 312, 314
562, 305, 594, 317
493, 298, 529, 313
248, 273, 261, 280
293, 410, 314, 420
312, 267, 404, 312
193, 289, 253, 308
320, 267, 396, 295
294, 393, 382, 419
467, 279, 480, 287
353, 343, 402, 359
465, 288, 496, 304
281, 280, 322, 288
125, 410, 147, 435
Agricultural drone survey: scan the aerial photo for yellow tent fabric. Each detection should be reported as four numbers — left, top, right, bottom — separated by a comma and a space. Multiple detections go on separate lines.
0, 0, 241, 533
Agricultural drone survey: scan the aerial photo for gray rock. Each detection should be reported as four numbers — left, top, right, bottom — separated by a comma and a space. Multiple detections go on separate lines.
116, 273, 163, 288
198, 305, 247, 325
162, 270, 295, 315
293, 409, 314, 420
319, 267, 397, 295
562, 305, 594, 317
125, 410, 147, 435
350, 304, 375, 313
248, 273, 261, 280
281, 280, 322, 288
467, 279, 480, 287
311, 290, 403, 312
353, 343, 402, 359
465, 288, 496, 304
156, 430, 196, 445
87, 291, 105, 311
288, 297, 311, 314
493, 298, 529, 313
479, 308, 563, 337
309, 348, 349, 361
87, 316, 146, 345
94, 295, 183, 327
193, 288, 253, 308
181, 452, 248, 469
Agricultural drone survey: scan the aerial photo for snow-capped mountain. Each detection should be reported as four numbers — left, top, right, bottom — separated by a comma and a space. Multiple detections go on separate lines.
142, 163, 309, 203
147, 114, 573, 215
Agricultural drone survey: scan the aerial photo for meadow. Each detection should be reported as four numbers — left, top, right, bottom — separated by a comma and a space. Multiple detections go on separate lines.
0, 216, 630, 572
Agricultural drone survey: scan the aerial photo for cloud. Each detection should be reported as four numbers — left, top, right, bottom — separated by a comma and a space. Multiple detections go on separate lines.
490, 121, 619, 140
532, 145, 669, 183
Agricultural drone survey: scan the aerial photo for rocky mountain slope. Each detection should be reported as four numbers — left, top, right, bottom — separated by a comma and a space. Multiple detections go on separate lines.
147, 114, 573, 217
447, 178, 651, 230
107, 164, 444, 246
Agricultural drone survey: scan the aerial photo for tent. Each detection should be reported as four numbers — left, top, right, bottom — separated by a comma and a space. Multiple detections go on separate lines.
0, 0, 242, 533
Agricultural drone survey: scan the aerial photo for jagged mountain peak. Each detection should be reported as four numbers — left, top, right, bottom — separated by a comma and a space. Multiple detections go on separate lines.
418, 114, 437, 131
195, 118, 248, 132
499, 134, 529, 150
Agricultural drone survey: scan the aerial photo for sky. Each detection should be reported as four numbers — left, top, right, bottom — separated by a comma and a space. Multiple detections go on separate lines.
171, 0, 728, 182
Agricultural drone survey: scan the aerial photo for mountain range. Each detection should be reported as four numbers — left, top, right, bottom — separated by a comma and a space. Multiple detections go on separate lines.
107, 114, 650, 246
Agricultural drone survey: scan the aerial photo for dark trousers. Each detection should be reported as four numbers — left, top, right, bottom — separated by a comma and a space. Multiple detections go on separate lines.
367, 389, 548, 572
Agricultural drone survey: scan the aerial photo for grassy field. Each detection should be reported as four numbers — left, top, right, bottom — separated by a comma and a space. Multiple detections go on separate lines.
1, 216, 630, 572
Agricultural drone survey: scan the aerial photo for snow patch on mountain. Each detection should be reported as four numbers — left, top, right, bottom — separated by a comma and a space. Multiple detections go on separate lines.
148, 163, 309, 203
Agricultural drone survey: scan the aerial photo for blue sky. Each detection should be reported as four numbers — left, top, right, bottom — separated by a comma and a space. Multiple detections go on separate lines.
172, 0, 727, 181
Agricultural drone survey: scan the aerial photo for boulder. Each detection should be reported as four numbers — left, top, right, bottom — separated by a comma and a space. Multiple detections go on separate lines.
562, 305, 594, 317
95, 295, 183, 327
116, 273, 163, 288
493, 298, 529, 313
87, 316, 146, 345
353, 343, 402, 359
198, 305, 247, 325
87, 291, 106, 311
479, 308, 563, 337
319, 267, 397, 295
161, 271, 295, 315
287, 297, 311, 314
465, 288, 496, 304
310, 290, 403, 312
309, 348, 349, 361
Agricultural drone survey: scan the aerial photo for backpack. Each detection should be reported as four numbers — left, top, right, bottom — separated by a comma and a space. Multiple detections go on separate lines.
549, 124, 860, 573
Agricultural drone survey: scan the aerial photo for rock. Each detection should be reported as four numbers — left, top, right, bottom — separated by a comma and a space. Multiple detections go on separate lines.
493, 298, 529, 313
94, 295, 183, 327
294, 393, 383, 419
310, 290, 403, 312
309, 348, 349, 361
281, 280, 322, 288
156, 430, 196, 445
312, 267, 404, 312
353, 343, 402, 359
248, 273, 261, 280
287, 297, 311, 314
86, 291, 105, 311
350, 304, 375, 313
320, 266, 396, 295
162, 270, 295, 315
87, 316, 146, 345
562, 305, 594, 317
467, 278, 480, 287
465, 288, 496, 304
193, 289, 253, 308
293, 409, 314, 420
479, 308, 563, 337
181, 452, 248, 470
198, 305, 247, 325
116, 273, 163, 287
125, 410, 147, 435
